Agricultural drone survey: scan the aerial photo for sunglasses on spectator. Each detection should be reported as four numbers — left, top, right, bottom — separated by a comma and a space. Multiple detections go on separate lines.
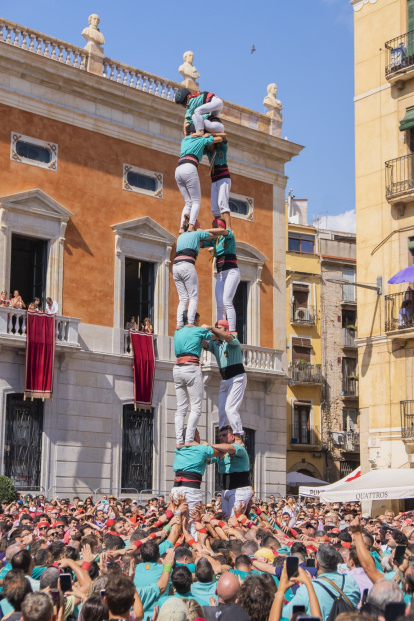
38, 526, 48, 531
344, 519, 352, 523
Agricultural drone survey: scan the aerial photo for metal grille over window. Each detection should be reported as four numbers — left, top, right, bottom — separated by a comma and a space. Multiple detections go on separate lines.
228, 193, 254, 220
229, 198, 249, 215
16, 141, 52, 164
122, 405, 154, 493
5, 395, 43, 489
123, 164, 163, 198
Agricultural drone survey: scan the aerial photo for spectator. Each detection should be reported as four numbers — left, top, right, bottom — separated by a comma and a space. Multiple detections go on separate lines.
141, 317, 153, 333
104, 572, 142, 620
283, 544, 360, 621
367, 579, 405, 610
158, 565, 208, 608
203, 572, 250, 621
346, 546, 373, 601
21, 592, 54, 621
28, 298, 42, 312
10, 290, 26, 309
239, 574, 274, 621
1, 572, 32, 621
45, 297, 59, 314
0, 290, 11, 307
125, 316, 138, 331
191, 557, 218, 603
78, 595, 108, 621
158, 597, 187, 621
11, 549, 39, 591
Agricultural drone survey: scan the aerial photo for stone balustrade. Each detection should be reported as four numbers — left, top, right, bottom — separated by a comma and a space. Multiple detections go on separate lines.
122, 331, 283, 375
0, 307, 80, 348
103, 59, 179, 101
0, 18, 87, 70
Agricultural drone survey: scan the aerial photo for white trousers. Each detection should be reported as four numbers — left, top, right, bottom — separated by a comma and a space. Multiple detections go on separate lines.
211, 178, 231, 217
219, 373, 246, 435
173, 364, 203, 444
170, 486, 202, 540
215, 268, 241, 332
175, 163, 201, 226
221, 486, 253, 519
193, 97, 224, 132
173, 262, 198, 326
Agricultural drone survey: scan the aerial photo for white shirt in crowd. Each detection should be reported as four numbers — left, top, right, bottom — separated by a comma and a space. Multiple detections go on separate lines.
46, 300, 59, 314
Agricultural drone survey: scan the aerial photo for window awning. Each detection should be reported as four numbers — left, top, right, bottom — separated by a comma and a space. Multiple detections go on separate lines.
400, 107, 414, 131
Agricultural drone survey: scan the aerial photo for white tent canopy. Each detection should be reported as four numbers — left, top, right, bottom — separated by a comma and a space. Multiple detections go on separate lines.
299, 466, 361, 498
287, 471, 327, 487
319, 468, 414, 503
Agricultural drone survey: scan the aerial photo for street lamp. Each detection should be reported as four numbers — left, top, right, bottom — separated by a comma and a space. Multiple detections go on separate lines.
324, 277, 382, 295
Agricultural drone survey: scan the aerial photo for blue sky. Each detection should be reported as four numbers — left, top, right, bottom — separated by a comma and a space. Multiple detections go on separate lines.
1, 0, 355, 230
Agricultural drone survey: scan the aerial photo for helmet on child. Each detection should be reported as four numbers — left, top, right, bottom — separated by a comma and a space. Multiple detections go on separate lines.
175, 87, 191, 105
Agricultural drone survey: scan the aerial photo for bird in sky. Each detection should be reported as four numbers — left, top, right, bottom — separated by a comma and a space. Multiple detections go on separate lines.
251, 45, 256, 54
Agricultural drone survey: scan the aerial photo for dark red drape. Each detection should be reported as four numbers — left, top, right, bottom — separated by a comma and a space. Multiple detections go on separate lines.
24, 312, 56, 400
130, 332, 156, 409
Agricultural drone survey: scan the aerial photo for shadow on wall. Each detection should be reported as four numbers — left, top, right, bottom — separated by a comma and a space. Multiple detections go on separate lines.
64, 220, 94, 256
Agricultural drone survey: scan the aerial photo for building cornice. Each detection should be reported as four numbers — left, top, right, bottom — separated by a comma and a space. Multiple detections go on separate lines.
350, 0, 378, 11
0, 43, 303, 186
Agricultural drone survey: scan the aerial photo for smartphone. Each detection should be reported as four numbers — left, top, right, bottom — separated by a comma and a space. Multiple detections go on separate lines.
292, 606, 306, 614
394, 545, 406, 566
50, 589, 60, 607
384, 602, 406, 621
361, 589, 369, 605
286, 556, 299, 579
305, 558, 315, 568
100, 590, 106, 598
59, 573, 72, 593
298, 617, 320, 621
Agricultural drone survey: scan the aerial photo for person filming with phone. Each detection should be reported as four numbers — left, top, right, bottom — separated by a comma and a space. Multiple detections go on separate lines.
282, 544, 361, 621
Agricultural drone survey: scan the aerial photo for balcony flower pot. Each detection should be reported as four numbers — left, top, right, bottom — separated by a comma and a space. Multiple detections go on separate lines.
345, 325, 357, 331
347, 375, 359, 380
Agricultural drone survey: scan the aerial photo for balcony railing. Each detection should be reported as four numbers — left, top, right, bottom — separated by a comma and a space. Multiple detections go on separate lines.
288, 363, 322, 384
0, 307, 80, 347
290, 304, 315, 325
385, 31, 414, 79
385, 154, 414, 201
344, 430, 360, 452
385, 289, 414, 332
289, 424, 320, 446
342, 327, 357, 347
342, 376, 359, 398
401, 400, 414, 439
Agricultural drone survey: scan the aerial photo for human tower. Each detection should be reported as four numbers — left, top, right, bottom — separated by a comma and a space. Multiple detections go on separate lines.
168, 87, 252, 534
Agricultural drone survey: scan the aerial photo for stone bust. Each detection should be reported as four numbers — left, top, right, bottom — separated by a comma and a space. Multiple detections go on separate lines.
82, 14, 105, 48
179, 51, 200, 82
263, 83, 283, 111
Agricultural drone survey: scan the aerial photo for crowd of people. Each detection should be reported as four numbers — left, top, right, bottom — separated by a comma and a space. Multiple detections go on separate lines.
0, 291, 58, 315
0, 490, 412, 621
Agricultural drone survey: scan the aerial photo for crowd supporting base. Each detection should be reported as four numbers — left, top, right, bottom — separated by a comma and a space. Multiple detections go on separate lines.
0, 491, 412, 621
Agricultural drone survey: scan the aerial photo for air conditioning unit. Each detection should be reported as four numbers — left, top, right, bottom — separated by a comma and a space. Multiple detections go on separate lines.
332, 432, 345, 446
295, 308, 311, 321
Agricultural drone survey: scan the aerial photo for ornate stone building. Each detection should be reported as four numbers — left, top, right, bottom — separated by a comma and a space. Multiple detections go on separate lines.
0, 17, 302, 499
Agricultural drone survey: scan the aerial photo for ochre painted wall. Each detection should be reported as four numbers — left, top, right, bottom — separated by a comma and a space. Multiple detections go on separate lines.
0, 104, 275, 344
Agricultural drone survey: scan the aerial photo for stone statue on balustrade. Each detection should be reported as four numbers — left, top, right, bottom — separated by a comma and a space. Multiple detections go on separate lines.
82, 14, 105, 76
263, 83, 283, 137
179, 51, 200, 91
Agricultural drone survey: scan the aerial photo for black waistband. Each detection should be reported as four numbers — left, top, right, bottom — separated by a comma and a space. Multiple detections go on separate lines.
222, 471, 250, 490
174, 470, 202, 489
211, 165, 231, 182
220, 363, 245, 380
177, 155, 199, 168
174, 248, 197, 264
216, 254, 238, 273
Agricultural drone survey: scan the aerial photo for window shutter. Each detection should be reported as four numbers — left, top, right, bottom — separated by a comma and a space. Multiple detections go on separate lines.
292, 284, 309, 292
292, 338, 312, 348
409, 0, 414, 54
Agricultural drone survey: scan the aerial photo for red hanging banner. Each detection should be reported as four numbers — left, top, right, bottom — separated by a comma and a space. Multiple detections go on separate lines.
130, 332, 156, 409
24, 312, 56, 400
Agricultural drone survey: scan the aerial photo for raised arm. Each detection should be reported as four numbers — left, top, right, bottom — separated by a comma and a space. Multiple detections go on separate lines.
350, 516, 384, 584
210, 442, 236, 455
201, 324, 233, 342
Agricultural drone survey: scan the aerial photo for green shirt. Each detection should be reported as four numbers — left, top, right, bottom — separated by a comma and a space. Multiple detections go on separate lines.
217, 444, 250, 474
159, 540, 173, 555
134, 561, 163, 588
206, 140, 228, 166
230, 568, 261, 582
191, 580, 218, 603
173, 444, 215, 476
174, 326, 211, 358
137, 584, 161, 615
185, 92, 209, 120
179, 135, 214, 162
203, 229, 237, 257
208, 336, 243, 369
176, 230, 211, 254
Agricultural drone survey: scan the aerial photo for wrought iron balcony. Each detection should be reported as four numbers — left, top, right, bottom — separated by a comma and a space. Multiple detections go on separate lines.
342, 376, 359, 398
288, 362, 322, 384
342, 327, 357, 347
344, 430, 360, 452
290, 304, 315, 325
385, 289, 414, 333
401, 400, 414, 439
289, 424, 320, 446
0, 307, 80, 348
385, 154, 414, 204
385, 31, 414, 82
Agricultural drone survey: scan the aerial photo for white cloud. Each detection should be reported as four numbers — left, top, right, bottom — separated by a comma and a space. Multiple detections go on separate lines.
320, 209, 356, 234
